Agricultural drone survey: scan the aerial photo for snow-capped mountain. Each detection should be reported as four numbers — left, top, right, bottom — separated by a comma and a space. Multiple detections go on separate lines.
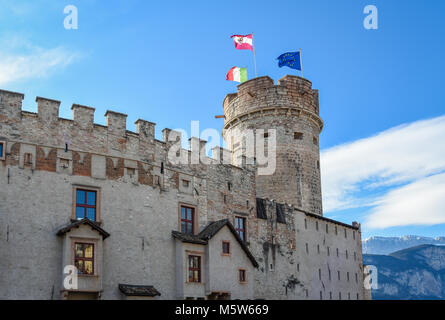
363, 245, 445, 300
363, 235, 445, 255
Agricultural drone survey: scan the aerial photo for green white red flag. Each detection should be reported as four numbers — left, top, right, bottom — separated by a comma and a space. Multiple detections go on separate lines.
226, 67, 248, 83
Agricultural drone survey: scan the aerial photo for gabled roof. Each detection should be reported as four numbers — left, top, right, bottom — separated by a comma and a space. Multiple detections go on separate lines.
118, 284, 161, 297
56, 218, 110, 239
172, 219, 259, 268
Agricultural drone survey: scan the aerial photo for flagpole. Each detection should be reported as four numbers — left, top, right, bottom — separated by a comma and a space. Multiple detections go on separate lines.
252, 33, 258, 77
300, 48, 304, 78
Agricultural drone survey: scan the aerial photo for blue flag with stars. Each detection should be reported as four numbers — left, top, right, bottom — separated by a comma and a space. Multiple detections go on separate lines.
277, 51, 301, 70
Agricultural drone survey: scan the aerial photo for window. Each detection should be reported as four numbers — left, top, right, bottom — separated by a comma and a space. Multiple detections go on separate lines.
305, 243, 309, 254
313, 136, 318, 145
347, 272, 350, 282
317, 244, 320, 254
320, 291, 323, 300
227, 182, 232, 191
297, 264, 300, 272
235, 216, 246, 241
294, 132, 303, 140
127, 167, 135, 178
327, 247, 330, 256
188, 255, 201, 282
0, 141, 5, 160
182, 179, 190, 188
75, 189, 97, 221
318, 269, 321, 280
346, 250, 349, 259
74, 243, 94, 275
315, 221, 319, 231
24, 152, 32, 165
338, 271, 341, 280
326, 224, 328, 233
355, 273, 358, 283
222, 241, 230, 255
181, 206, 195, 234
239, 269, 247, 283
304, 219, 307, 229
263, 132, 269, 139
328, 269, 331, 281
336, 248, 339, 257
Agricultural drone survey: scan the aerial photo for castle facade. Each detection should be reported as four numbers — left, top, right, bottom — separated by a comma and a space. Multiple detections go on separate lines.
0, 75, 367, 300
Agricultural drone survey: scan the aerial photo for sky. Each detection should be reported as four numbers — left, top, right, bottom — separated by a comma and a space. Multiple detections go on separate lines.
0, 0, 444, 239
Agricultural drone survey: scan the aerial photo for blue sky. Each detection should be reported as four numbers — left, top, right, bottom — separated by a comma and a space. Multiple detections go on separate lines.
0, 0, 444, 239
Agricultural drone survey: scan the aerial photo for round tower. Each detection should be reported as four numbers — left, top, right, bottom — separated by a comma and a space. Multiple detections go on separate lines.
222, 75, 324, 215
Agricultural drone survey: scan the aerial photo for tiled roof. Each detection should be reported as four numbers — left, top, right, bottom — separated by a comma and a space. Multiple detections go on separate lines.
56, 218, 110, 239
172, 219, 259, 268
118, 284, 161, 297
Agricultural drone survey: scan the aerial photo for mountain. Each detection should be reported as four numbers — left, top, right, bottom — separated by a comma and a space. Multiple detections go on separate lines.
363, 235, 445, 255
363, 244, 445, 300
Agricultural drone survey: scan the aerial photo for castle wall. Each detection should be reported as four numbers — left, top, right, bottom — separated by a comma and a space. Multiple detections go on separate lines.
0, 81, 367, 300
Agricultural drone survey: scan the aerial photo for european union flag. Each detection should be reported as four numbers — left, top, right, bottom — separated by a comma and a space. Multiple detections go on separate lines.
277, 51, 301, 70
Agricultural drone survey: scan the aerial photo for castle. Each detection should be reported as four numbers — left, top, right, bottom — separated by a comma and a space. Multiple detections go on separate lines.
0, 75, 368, 300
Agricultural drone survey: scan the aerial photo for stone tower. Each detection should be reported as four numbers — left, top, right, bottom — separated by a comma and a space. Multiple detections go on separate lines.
223, 75, 324, 215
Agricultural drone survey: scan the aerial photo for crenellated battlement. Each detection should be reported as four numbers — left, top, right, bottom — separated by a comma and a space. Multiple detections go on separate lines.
223, 75, 322, 132
0, 89, 254, 181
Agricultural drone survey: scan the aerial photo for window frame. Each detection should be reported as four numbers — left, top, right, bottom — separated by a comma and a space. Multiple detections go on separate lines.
179, 204, 197, 235
234, 216, 247, 242
73, 242, 95, 276
188, 255, 201, 283
0, 141, 5, 160
222, 241, 231, 256
238, 268, 247, 284
72, 185, 101, 223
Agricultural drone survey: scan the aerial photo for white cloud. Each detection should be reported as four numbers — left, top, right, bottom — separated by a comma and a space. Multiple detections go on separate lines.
321, 115, 445, 228
365, 173, 445, 228
0, 39, 80, 86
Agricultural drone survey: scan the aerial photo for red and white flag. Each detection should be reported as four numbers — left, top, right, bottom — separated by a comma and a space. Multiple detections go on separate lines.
230, 34, 253, 51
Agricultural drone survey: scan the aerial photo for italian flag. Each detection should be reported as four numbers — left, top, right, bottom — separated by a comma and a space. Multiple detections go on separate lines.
230, 34, 253, 51
226, 67, 248, 83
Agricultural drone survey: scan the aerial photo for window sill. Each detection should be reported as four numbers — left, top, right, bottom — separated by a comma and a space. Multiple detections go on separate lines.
71, 218, 102, 226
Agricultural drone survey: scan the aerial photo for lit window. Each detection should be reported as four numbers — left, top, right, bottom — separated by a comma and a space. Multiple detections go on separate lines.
76, 189, 97, 221
181, 206, 195, 234
74, 243, 94, 275
235, 216, 246, 241
239, 269, 247, 283
222, 241, 230, 255
188, 255, 201, 282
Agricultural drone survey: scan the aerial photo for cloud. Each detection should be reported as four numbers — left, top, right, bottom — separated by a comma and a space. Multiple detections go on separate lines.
0, 39, 80, 86
365, 173, 445, 228
321, 115, 445, 228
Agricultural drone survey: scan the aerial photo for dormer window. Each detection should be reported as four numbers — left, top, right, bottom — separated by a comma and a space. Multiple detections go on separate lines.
74, 242, 95, 275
